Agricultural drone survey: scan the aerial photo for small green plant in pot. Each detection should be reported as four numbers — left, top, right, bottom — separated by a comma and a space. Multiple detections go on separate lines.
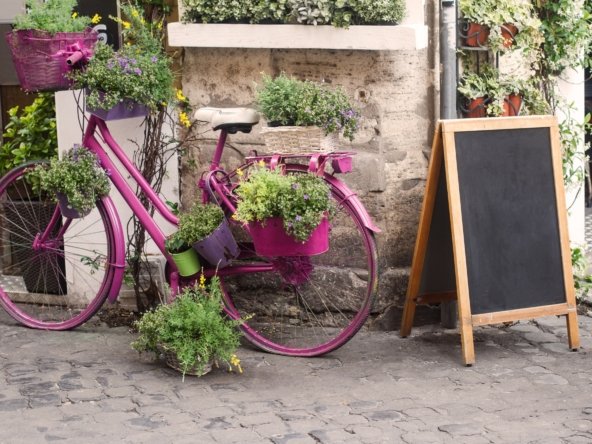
178, 203, 239, 268
255, 73, 359, 152
132, 276, 244, 379
234, 166, 333, 256
165, 230, 201, 277
34, 145, 110, 217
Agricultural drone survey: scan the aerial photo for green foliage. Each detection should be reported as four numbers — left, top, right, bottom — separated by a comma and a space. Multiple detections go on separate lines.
181, 0, 405, 27
572, 246, 592, 301
132, 277, 243, 378
164, 230, 190, 254
178, 203, 225, 244
71, 3, 174, 111
0, 94, 57, 175
34, 145, 110, 214
234, 167, 333, 242
255, 73, 359, 140
13, 0, 92, 33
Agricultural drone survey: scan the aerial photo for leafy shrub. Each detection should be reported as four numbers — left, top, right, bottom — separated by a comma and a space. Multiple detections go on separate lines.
14, 0, 92, 34
178, 203, 225, 244
0, 94, 57, 175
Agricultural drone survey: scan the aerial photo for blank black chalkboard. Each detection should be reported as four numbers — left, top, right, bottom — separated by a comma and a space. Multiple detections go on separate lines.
454, 127, 565, 314
402, 116, 580, 365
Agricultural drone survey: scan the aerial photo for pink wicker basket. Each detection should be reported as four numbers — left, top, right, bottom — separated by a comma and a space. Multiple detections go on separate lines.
5, 29, 97, 92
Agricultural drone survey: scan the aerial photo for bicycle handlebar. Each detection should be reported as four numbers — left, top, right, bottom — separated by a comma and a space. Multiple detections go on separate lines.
54, 42, 92, 67
66, 50, 85, 66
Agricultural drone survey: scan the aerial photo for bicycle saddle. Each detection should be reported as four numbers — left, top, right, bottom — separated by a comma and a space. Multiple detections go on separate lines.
195, 107, 260, 134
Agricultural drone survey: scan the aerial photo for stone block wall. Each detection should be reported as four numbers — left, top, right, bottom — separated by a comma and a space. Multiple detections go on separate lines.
180, 9, 438, 328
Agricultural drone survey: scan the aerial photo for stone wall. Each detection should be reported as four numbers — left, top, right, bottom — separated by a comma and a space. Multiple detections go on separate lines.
180, 9, 438, 328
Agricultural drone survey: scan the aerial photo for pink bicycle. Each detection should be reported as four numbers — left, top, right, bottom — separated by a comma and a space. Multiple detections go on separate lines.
0, 106, 379, 356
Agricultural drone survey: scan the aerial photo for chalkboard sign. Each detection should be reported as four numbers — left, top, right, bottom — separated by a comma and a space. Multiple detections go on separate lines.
401, 116, 580, 365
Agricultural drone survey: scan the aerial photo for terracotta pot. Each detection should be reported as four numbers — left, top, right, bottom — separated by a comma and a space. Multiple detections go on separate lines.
463, 22, 489, 47
502, 94, 522, 117
464, 97, 487, 118
501, 23, 518, 48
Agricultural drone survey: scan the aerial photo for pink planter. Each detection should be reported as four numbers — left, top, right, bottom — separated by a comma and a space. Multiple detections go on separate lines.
5, 29, 97, 92
248, 217, 329, 257
86, 98, 149, 121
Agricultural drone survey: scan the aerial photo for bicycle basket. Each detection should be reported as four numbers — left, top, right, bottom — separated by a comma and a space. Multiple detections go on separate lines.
260, 125, 339, 154
5, 29, 98, 92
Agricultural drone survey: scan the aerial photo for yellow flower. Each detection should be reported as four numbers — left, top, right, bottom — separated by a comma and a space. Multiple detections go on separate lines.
179, 111, 191, 128
122, 21, 131, 29
157, 22, 163, 30
131, 9, 140, 18
141, 18, 146, 25
236, 168, 244, 177
231, 214, 239, 220
176, 89, 187, 102
258, 160, 266, 167
230, 354, 243, 373
199, 273, 206, 290
71, 12, 78, 19
91, 13, 101, 24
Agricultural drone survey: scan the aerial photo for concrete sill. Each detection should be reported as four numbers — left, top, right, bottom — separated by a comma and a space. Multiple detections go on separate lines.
167, 23, 428, 51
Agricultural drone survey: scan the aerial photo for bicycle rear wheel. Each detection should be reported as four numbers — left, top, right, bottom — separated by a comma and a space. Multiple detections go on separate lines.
220, 165, 378, 356
0, 161, 115, 329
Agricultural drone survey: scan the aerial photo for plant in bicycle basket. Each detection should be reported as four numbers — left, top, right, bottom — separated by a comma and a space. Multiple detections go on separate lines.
255, 73, 359, 141
71, 3, 174, 112
13, 0, 93, 34
234, 166, 333, 242
33, 145, 110, 215
132, 276, 244, 378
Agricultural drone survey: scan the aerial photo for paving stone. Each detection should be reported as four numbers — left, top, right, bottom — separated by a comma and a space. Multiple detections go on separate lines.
270, 433, 318, 444
438, 423, 484, 436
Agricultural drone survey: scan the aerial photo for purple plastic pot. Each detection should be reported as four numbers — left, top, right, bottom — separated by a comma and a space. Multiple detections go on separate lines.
57, 193, 89, 219
193, 219, 239, 268
248, 217, 329, 257
86, 97, 149, 121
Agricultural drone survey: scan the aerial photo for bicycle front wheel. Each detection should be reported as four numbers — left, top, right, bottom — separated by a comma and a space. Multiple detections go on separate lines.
0, 161, 116, 329
220, 165, 378, 356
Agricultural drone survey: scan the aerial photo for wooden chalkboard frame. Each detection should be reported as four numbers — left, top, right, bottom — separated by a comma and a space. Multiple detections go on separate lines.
400, 116, 580, 365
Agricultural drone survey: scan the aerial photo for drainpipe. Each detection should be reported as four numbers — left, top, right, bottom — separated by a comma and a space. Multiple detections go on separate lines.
439, 0, 458, 328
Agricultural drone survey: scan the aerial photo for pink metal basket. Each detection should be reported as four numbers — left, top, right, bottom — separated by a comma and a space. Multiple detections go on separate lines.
5, 29, 97, 92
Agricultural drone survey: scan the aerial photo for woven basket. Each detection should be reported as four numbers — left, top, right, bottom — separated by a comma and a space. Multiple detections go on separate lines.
5, 29, 97, 92
160, 348, 212, 377
260, 126, 339, 153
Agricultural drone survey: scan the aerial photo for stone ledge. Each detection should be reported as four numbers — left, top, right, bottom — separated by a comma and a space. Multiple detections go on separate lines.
167, 23, 428, 50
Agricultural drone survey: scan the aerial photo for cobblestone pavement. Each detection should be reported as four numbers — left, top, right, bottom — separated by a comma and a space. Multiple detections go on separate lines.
1, 308, 592, 444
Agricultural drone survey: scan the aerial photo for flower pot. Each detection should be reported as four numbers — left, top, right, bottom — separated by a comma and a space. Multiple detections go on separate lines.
331, 156, 353, 174
501, 23, 518, 48
463, 22, 489, 47
260, 126, 339, 154
464, 97, 487, 118
57, 193, 90, 219
192, 219, 239, 269
170, 248, 201, 277
5, 29, 97, 92
86, 97, 150, 121
159, 347, 212, 377
248, 216, 329, 257
502, 94, 522, 117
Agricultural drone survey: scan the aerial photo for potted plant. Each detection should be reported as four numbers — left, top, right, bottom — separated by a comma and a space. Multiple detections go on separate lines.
178, 203, 239, 268
132, 276, 244, 379
181, 0, 405, 28
165, 230, 201, 277
5, 0, 98, 92
70, 4, 174, 119
457, 70, 491, 118
34, 145, 110, 218
234, 166, 333, 256
459, 0, 542, 53
255, 73, 359, 152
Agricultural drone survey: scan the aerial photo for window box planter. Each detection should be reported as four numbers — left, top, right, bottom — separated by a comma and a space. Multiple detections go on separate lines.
167, 23, 428, 51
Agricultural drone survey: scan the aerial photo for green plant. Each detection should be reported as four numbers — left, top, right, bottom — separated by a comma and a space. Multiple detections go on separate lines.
71, 3, 174, 112
132, 276, 243, 378
234, 166, 333, 242
34, 145, 110, 214
0, 94, 57, 175
572, 246, 592, 301
13, 0, 92, 33
181, 0, 405, 27
255, 73, 359, 140
178, 203, 225, 244
460, 0, 543, 53
164, 230, 190, 254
